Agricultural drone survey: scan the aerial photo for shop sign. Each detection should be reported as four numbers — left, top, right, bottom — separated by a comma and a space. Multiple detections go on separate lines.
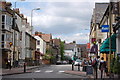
101, 25, 109, 32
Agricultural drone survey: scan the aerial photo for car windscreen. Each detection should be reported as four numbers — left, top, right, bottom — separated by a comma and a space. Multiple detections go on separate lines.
76, 59, 81, 62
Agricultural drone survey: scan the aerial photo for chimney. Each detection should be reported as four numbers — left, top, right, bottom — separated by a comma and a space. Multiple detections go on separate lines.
6, 2, 12, 8
35, 31, 38, 35
14, 8, 20, 14
20, 14, 24, 18
73, 41, 76, 43
0, 2, 6, 9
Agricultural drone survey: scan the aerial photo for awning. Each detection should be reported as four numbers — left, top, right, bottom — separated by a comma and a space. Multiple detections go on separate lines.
90, 44, 98, 54
100, 34, 116, 53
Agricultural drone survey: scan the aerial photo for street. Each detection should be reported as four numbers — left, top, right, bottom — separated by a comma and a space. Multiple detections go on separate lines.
2, 64, 87, 79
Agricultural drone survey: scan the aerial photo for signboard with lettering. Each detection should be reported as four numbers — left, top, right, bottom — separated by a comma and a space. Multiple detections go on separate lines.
101, 25, 109, 32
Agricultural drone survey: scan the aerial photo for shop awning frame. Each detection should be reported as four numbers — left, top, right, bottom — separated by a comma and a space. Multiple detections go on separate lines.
100, 34, 116, 53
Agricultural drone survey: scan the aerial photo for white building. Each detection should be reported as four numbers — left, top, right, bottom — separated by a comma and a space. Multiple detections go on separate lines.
34, 35, 46, 59
64, 42, 78, 60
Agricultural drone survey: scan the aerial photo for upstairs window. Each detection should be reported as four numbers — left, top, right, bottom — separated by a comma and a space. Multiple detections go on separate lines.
2, 24, 5, 29
37, 40, 40, 45
2, 15, 5, 23
37, 48, 40, 52
2, 34, 4, 41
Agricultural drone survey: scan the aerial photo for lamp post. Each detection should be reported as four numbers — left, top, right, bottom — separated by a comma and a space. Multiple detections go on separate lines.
31, 8, 40, 34
15, 0, 25, 8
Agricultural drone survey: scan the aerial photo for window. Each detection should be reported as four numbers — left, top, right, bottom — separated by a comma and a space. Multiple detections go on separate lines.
37, 40, 40, 45
2, 34, 4, 41
37, 48, 40, 52
1, 42, 4, 48
2, 15, 5, 23
2, 24, 5, 29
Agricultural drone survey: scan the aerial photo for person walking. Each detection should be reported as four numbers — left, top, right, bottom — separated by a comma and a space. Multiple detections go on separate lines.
8, 59, 11, 70
99, 57, 106, 79
92, 56, 100, 79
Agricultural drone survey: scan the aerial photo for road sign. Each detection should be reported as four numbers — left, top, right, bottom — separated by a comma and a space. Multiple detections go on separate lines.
101, 25, 109, 32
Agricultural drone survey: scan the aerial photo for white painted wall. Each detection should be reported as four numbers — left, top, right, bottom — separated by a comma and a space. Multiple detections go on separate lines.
64, 50, 74, 57
34, 36, 46, 55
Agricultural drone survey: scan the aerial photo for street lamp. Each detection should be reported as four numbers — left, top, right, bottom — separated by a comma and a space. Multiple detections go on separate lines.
31, 8, 40, 34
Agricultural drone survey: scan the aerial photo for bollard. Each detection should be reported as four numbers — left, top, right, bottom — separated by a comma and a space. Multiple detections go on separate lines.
24, 62, 26, 73
78, 64, 80, 71
72, 63, 74, 71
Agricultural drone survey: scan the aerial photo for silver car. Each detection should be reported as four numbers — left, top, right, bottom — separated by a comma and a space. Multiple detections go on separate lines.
74, 59, 82, 66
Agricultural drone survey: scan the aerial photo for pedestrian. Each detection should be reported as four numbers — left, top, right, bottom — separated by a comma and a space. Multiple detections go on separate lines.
8, 60, 11, 70
92, 56, 99, 79
99, 57, 106, 79
88, 57, 92, 65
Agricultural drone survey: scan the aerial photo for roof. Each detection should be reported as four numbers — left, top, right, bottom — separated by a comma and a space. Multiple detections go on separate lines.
52, 39, 61, 47
64, 43, 76, 50
94, 3, 109, 23
35, 33, 52, 42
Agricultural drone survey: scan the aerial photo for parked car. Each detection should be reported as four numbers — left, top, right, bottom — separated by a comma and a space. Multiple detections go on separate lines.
56, 61, 62, 65
69, 60, 73, 64
74, 59, 82, 66
62, 61, 68, 64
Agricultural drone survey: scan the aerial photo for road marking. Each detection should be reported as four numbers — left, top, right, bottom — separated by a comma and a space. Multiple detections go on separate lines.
45, 70, 53, 73
35, 70, 41, 72
59, 71, 65, 73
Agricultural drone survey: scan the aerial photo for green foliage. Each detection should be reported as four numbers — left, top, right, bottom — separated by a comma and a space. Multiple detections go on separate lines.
113, 56, 120, 74
42, 54, 51, 60
46, 49, 52, 54
43, 50, 55, 60
60, 41, 65, 60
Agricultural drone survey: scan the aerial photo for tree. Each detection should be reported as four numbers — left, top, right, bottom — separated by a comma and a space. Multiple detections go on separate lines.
60, 41, 65, 60
113, 56, 120, 74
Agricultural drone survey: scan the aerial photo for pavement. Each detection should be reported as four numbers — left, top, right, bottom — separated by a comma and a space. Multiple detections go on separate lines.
64, 69, 109, 78
0, 64, 46, 76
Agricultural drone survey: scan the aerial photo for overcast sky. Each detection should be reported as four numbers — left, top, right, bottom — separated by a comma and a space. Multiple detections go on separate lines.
6, 0, 109, 44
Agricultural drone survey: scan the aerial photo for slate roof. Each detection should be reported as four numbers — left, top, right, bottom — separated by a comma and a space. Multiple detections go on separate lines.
93, 3, 109, 23
64, 43, 76, 50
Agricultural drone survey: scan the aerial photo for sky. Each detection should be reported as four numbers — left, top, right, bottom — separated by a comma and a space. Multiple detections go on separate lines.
6, 0, 109, 44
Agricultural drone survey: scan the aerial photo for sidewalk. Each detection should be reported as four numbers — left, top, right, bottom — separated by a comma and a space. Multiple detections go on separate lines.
0, 64, 46, 76
64, 69, 109, 78
64, 70, 87, 77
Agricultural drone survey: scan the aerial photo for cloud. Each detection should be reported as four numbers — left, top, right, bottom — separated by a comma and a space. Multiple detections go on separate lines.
6, 0, 109, 44
24, 2, 93, 35
53, 33, 89, 44
7, 0, 109, 2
